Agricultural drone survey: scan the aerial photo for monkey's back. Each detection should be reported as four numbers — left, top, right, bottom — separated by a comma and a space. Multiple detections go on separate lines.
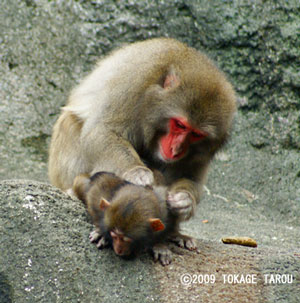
64, 38, 226, 124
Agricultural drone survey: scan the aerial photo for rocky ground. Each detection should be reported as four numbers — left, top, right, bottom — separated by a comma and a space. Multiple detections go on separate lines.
0, 1, 299, 302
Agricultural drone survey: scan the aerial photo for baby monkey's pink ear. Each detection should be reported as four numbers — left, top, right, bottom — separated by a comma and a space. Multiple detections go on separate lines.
99, 198, 111, 211
149, 218, 165, 232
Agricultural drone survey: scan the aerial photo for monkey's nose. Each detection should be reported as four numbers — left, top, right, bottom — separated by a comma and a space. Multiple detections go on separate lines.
172, 140, 189, 158
172, 144, 183, 156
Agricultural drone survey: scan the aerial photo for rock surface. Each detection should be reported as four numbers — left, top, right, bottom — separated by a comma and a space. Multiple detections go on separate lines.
1, 180, 299, 303
0, 180, 299, 303
0, 1, 299, 302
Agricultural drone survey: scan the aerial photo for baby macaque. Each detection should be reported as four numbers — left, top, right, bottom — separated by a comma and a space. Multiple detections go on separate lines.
73, 171, 196, 265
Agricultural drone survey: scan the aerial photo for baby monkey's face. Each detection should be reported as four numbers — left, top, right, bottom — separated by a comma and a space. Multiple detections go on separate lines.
109, 228, 133, 256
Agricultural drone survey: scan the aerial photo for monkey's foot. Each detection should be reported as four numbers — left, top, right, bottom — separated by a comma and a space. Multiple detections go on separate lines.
152, 243, 172, 266
123, 166, 154, 186
167, 191, 194, 221
169, 233, 198, 252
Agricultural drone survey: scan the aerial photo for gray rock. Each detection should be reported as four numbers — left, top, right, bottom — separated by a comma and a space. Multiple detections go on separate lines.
0, 180, 160, 303
1, 180, 299, 303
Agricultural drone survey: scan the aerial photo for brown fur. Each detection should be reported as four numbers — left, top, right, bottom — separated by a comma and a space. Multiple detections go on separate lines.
73, 172, 176, 251
73, 171, 198, 265
49, 38, 236, 220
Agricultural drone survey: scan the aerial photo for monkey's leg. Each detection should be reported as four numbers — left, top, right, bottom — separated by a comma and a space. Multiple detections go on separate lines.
152, 243, 172, 266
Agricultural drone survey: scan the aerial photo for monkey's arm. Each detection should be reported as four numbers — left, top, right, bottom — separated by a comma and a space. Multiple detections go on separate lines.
82, 128, 154, 186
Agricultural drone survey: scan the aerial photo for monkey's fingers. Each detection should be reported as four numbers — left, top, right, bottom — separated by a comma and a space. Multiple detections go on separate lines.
167, 191, 193, 208
89, 230, 101, 243
96, 237, 109, 249
123, 166, 154, 186
185, 238, 199, 252
159, 254, 172, 266
169, 234, 198, 252
170, 235, 185, 248
152, 243, 172, 266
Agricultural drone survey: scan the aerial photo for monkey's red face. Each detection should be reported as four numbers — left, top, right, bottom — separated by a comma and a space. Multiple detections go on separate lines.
159, 117, 206, 162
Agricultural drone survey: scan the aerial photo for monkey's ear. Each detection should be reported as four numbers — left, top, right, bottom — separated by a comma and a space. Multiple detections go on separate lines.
99, 198, 111, 211
163, 67, 180, 90
149, 218, 165, 232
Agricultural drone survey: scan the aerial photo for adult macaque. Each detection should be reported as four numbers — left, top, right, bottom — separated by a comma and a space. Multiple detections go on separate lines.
72, 171, 195, 265
49, 38, 236, 221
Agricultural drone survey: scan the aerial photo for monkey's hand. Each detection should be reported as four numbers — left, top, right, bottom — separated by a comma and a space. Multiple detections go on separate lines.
169, 232, 199, 252
123, 166, 154, 186
89, 230, 101, 242
89, 230, 109, 249
167, 190, 196, 221
152, 243, 172, 266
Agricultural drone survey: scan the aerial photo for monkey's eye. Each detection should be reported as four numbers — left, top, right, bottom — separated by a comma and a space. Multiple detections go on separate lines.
174, 119, 186, 130
190, 130, 206, 142
191, 131, 202, 138
123, 236, 133, 243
